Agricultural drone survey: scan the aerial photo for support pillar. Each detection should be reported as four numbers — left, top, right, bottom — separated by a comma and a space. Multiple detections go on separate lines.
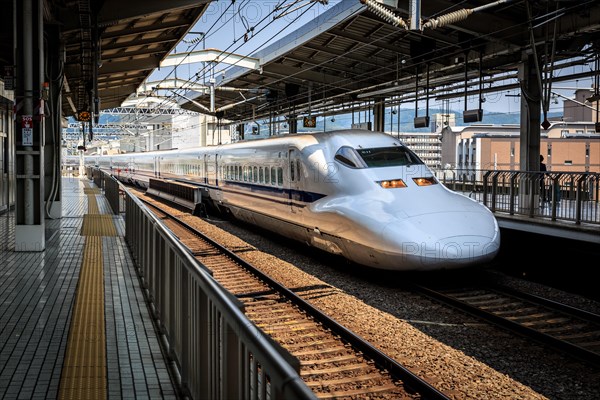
44, 24, 63, 219
288, 116, 298, 134
373, 99, 385, 132
518, 52, 542, 212
14, 0, 45, 251
519, 53, 541, 172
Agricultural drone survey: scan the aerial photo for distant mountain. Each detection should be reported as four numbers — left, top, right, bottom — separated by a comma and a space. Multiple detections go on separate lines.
296, 108, 562, 133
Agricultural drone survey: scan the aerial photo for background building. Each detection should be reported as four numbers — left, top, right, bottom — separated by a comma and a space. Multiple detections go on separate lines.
429, 89, 599, 178
441, 121, 599, 180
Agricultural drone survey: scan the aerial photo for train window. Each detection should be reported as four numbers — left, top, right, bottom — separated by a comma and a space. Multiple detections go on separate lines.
271, 167, 276, 185
296, 160, 302, 181
290, 161, 295, 181
253, 166, 258, 182
356, 146, 424, 168
334, 146, 366, 169
265, 167, 270, 184
277, 167, 283, 186
259, 167, 264, 183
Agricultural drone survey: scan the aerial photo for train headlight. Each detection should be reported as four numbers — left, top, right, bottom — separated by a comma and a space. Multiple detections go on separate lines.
412, 177, 437, 186
378, 179, 407, 188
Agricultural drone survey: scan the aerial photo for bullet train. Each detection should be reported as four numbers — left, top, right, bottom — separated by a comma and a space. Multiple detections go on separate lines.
87, 129, 500, 271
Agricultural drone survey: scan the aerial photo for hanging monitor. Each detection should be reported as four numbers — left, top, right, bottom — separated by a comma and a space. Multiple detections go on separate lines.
463, 109, 483, 123
414, 116, 430, 128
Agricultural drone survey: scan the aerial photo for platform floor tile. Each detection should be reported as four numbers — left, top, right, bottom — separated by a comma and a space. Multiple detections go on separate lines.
0, 178, 178, 399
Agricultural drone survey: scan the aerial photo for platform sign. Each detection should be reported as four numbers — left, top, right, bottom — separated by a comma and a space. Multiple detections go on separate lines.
22, 115, 33, 146
3, 66, 13, 90
303, 116, 316, 128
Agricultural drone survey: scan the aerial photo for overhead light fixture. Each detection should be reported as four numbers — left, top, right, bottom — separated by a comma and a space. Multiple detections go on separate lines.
463, 51, 485, 123
413, 64, 431, 129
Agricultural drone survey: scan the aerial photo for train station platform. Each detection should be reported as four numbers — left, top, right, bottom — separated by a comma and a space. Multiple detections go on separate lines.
0, 177, 177, 399
0, 175, 598, 400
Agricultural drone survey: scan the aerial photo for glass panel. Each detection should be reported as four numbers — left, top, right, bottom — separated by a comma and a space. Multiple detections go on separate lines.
356, 146, 424, 168
334, 146, 365, 168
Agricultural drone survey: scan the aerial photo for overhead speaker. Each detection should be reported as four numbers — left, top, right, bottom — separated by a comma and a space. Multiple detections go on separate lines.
410, 38, 436, 63
463, 109, 483, 123
285, 83, 300, 98
266, 89, 278, 102
414, 116, 430, 128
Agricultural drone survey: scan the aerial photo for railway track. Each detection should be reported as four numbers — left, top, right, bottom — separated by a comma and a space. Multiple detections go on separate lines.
411, 283, 600, 368
139, 196, 450, 399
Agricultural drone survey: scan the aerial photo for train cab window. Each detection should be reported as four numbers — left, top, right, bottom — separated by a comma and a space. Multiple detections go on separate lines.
334, 146, 367, 168
356, 146, 424, 168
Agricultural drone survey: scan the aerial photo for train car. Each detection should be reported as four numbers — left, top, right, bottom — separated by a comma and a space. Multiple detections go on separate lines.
90, 130, 500, 271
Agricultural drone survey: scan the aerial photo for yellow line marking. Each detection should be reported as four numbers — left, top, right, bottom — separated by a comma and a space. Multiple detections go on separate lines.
58, 178, 116, 398
84, 187, 102, 195
58, 236, 106, 400
81, 215, 117, 237
87, 192, 100, 215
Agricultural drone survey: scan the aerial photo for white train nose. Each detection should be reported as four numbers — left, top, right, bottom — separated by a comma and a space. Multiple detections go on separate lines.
381, 212, 500, 270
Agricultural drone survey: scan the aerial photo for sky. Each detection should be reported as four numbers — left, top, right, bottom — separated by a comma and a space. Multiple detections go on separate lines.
145, 0, 596, 121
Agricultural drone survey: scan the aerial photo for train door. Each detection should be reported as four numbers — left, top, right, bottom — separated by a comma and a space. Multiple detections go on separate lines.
203, 154, 209, 185
205, 153, 218, 186
288, 148, 301, 213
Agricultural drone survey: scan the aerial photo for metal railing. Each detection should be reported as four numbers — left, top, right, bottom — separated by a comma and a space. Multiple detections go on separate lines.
100, 171, 315, 400
437, 169, 600, 225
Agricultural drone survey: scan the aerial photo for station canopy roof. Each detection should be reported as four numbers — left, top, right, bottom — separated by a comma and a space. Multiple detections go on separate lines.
1, 0, 599, 124
173, 0, 600, 124
0, 0, 211, 117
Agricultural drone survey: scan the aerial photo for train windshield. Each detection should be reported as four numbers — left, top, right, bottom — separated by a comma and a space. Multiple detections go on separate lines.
355, 146, 424, 168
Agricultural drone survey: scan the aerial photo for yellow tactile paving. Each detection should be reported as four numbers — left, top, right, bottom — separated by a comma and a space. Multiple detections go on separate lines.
83, 187, 102, 195
81, 214, 118, 237
58, 235, 106, 400
86, 191, 100, 215
59, 179, 115, 399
